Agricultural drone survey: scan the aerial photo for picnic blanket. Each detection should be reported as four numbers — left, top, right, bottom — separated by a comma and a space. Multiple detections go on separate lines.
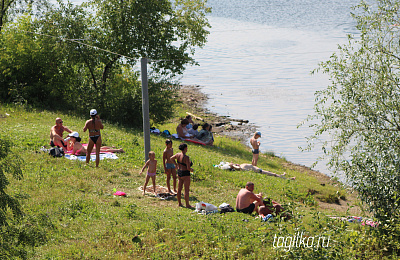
65, 153, 118, 161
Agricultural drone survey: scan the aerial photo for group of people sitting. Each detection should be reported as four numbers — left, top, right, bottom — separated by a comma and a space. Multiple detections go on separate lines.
49, 109, 124, 167
176, 115, 214, 145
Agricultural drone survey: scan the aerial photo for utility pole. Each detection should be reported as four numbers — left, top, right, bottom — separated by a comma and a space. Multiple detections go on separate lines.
141, 57, 150, 161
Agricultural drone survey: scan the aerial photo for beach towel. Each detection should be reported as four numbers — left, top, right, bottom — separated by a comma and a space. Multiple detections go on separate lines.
64, 153, 118, 161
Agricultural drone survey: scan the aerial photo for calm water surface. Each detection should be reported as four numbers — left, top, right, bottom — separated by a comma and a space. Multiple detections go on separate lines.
180, 0, 361, 176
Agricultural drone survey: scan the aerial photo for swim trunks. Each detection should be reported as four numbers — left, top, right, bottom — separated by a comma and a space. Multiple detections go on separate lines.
236, 203, 255, 214
147, 171, 156, 177
252, 149, 259, 154
166, 163, 175, 169
177, 169, 191, 177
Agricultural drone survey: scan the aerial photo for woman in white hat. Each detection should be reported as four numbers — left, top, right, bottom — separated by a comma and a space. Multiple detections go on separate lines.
67, 131, 124, 156
83, 109, 104, 167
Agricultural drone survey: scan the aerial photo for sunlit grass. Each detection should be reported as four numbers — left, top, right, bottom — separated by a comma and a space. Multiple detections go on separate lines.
0, 103, 383, 259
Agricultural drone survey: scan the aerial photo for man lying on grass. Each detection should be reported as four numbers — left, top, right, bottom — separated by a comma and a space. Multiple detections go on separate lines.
229, 163, 295, 180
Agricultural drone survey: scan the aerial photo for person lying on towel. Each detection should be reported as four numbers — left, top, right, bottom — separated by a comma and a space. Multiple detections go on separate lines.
66, 132, 125, 156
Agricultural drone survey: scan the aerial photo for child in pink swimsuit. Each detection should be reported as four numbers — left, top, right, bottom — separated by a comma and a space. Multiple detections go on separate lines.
139, 151, 158, 195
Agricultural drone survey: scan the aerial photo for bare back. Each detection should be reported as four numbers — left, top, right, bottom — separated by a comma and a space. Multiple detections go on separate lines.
250, 137, 259, 149
236, 188, 258, 209
83, 118, 104, 136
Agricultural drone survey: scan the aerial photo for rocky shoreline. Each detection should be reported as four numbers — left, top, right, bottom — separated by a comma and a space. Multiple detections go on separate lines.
178, 85, 257, 146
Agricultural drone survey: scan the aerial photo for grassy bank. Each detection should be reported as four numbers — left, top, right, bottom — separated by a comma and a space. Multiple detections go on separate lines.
0, 102, 386, 259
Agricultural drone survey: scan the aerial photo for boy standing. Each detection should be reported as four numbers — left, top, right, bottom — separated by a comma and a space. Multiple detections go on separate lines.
140, 151, 158, 195
250, 131, 261, 166
163, 139, 177, 194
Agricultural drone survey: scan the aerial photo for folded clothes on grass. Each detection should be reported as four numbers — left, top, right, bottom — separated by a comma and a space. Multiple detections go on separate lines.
329, 216, 379, 228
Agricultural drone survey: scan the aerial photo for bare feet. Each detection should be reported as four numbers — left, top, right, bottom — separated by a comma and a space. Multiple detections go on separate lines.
186, 205, 194, 209
290, 177, 296, 180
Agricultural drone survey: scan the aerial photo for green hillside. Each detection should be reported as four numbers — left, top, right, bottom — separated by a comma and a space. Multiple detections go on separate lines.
0, 103, 385, 259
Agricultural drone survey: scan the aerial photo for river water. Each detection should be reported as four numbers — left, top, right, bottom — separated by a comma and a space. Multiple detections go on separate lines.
180, 0, 361, 176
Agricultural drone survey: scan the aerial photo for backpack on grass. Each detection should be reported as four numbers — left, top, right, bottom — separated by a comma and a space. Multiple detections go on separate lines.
49, 147, 64, 157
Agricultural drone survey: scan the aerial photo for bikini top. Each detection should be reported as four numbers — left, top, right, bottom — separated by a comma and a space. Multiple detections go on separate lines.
178, 155, 193, 167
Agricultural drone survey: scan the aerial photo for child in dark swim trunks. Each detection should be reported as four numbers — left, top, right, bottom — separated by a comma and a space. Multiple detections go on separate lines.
140, 151, 158, 195
250, 131, 261, 166
163, 139, 177, 194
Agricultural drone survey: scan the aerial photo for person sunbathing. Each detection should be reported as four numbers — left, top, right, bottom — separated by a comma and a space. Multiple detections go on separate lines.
229, 163, 295, 180
66, 132, 125, 156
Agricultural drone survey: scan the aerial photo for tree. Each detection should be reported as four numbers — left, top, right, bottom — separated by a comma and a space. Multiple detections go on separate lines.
304, 0, 400, 221
85, 0, 211, 109
0, 0, 49, 33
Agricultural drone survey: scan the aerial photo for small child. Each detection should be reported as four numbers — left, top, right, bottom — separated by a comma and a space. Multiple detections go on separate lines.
139, 151, 157, 195
259, 206, 274, 222
163, 139, 177, 194
250, 131, 261, 166
188, 124, 199, 137
259, 199, 289, 221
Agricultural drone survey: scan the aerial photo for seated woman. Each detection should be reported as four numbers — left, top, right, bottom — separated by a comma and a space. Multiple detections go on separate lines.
176, 119, 194, 139
196, 123, 214, 145
66, 132, 124, 155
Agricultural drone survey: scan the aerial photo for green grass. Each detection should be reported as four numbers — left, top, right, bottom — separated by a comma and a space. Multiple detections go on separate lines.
0, 103, 390, 259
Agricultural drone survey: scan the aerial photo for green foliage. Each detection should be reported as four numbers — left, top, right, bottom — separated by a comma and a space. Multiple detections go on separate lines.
0, 0, 210, 128
0, 136, 46, 259
0, 136, 23, 226
304, 0, 400, 221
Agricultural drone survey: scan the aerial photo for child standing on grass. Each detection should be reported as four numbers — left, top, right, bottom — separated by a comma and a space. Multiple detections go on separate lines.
250, 131, 261, 166
163, 139, 177, 194
139, 151, 157, 195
